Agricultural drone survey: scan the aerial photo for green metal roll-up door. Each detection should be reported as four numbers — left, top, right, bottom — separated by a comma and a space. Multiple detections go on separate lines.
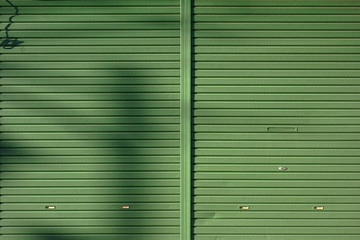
192, 1, 360, 240
1, 0, 360, 240
0, 0, 180, 239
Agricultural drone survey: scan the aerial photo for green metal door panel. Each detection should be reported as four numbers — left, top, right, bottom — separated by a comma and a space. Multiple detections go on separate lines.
192, 0, 360, 239
1, 0, 360, 239
0, 0, 180, 239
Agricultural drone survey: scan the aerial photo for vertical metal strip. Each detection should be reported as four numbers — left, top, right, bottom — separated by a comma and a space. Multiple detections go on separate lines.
180, 0, 192, 239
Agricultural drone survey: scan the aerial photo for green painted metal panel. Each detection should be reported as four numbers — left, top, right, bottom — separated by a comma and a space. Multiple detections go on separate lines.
180, 0, 192, 239
192, 0, 360, 240
0, 1, 181, 240
1, 0, 360, 239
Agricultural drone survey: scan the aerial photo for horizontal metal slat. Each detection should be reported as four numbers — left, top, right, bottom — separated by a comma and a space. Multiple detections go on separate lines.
1, 164, 179, 172
0, 236, 179, 240
0, 93, 180, 101
0, 148, 179, 156
1, 195, 180, 203
1, 211, 179, 219
194, 125, 360, 133
194, 219, 360, 226
6, 14, 360, 23
195, 140, 360, 149
0, 7, 180, 14
194, 94, 360, 101
195, 149, 360, 156
195, 211, 360, 218
1, 101, 180, 109
195, 54, 360, 62
0, 156, 180, 164
0, 203, 180, 211
194, 203, 360, 211
0, 31, 180, 38
1, 86, 179, 93
0, 227, 180, 234
194, 7, 360, 14
195, 78, 360, 85
0, 219, 179, 226
195, 39, 360, 46
194, 196, 360, 203
194, 180, 360, 188
194, 117, 360, 125
195, 62, 360, 70
0, 172, 180, 179
195, 102, 360, 109
0, 54, 180, 62
194, 173, 360, 180
0, 70, 180, 77
194, 110, 360, 117
195, 23, 360, 30
194, 227, 360, 234
0, 125, 179, 132
0, 140, 179, 148
0, 23, 180, 30
193, 165, 360, 172
0, 77, 180, 85
195, 86, 360, 93
195, 70, 360, 77
0, 46, 180, 54
1, 180, 180, 187
194, 236, 360, 240
0, 133, 180, 140
195, 156, 360, 165
196, 133, 360, 140
0, 15, 180, 22
195, 46, 360, 54
194, 188, 360, 196
0, 109, 180, 116
4, 39, 179, 46
0, 117, 180, 124
194, 15, 360, 22
1, 187, 180, 195
194, 31, 360, 38
0, 0, 180, 6
1, 62, 180, 69
195, 1, 360, 6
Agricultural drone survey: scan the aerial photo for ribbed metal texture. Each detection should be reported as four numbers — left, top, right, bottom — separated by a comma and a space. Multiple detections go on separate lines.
193, 0, 360, 239
0, 0, 180, 239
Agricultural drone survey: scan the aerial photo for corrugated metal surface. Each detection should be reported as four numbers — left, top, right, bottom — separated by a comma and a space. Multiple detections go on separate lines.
192, 0, 360, 240
0, 0, 180, 239
2, 1, 360, 239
